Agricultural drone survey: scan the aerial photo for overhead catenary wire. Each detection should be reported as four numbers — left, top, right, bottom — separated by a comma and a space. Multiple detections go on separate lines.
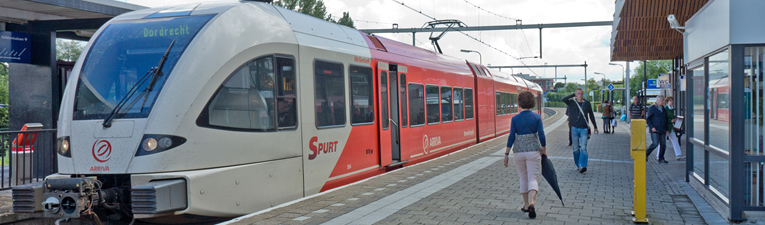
387, 0, 540, 77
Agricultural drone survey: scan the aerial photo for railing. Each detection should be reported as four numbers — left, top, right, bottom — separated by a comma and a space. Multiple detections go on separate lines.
0, 129, 57, 190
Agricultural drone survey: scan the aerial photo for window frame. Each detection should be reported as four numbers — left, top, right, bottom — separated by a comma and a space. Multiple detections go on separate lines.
349, 64, 375, 126
426, 84, 441, 125
400, 73, 408, 128
408, 82, 426, 127
464, 88, 473, 120
453, 87, 464, 121
196, 54, 298, 132
381, 70, 389, 130
313, 58, 347, 129
496, 91, 502, 116
441, 85, 453, 123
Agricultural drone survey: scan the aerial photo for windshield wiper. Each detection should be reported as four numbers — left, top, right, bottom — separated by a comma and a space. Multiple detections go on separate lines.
103, 40, 175, 128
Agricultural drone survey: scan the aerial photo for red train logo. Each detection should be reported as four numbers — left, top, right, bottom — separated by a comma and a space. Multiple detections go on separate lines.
92, 140, 112, 163
309, 136, 340, 160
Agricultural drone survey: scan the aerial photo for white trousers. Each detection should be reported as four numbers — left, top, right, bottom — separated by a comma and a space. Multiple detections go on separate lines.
514, 151, 541, 193
657, 129, 682, 158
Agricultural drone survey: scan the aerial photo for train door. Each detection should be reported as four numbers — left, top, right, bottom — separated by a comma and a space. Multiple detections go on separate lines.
377, 62, 402, 167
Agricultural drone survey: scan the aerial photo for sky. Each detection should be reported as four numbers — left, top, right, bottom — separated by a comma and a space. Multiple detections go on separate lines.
122, 0, 636, 85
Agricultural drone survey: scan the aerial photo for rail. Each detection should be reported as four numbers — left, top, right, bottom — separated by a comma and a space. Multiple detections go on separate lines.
0, 129, 57, 190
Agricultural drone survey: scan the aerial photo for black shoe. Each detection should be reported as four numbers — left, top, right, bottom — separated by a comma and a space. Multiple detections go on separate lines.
521, 206, 529, 213
659, 159, 669, 164
568, 143, 572, 146
528, 205, 536, 218
579, 167, 587, 173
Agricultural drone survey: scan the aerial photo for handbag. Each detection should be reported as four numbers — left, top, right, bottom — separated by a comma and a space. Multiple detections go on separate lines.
574, 100, 592, 139
518, 114, 543, 152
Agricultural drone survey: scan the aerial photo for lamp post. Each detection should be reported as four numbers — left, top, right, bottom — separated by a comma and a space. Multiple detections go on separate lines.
594, 72, 606, 104
460, 49, 482, 65
609, 63, 626, 112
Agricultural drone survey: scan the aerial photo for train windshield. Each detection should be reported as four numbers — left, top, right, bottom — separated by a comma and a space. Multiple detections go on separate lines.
73, 15, 213, 120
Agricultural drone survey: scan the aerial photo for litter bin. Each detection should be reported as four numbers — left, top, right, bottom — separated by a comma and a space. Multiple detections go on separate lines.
10, 123, 42, 186
11, 146, 33, 186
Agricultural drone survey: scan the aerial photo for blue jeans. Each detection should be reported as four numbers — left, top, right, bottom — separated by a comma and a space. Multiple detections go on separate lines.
571, 127, 589, 168
645, 132, 667, 161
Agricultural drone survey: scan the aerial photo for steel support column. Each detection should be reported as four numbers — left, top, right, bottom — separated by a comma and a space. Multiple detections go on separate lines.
686, 66, 694, 183
730, 45, 746, 221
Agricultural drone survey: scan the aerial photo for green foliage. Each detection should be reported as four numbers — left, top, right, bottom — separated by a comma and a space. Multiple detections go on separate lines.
273, 0, 355, 28
629, 60, 672, 97
0, 63, 8, 128
56, 39, 85, 62
553, 82, 565, 89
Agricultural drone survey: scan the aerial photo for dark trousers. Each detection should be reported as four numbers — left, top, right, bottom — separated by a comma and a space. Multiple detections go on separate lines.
645, 132, 667, 161
568, 125, 572, 144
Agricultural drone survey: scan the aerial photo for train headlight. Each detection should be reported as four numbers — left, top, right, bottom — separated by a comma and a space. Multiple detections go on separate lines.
136, 135, 186, 156
142, 138, 158, 152
56, 137, 71, 157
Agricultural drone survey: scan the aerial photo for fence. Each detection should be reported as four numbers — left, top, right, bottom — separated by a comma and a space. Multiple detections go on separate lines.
0, 129, 57, 190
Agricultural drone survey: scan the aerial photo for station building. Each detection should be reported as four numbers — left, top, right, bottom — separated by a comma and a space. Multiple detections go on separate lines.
613, 0, 765, 221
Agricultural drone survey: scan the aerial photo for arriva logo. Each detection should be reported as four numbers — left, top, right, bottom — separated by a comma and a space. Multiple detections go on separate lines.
92, 140, 112, 163
422, 135, 441, 154
464, 130, 475, 136
309, 137, 340, 160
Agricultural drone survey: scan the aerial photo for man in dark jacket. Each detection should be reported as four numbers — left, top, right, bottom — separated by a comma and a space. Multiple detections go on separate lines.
645, 95, 669, 163
563, 88, 599, 173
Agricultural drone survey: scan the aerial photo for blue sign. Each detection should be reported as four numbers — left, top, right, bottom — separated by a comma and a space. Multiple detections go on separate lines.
607, 83, 615, 91
0, 31, 31, 64
647, 79, 658, 89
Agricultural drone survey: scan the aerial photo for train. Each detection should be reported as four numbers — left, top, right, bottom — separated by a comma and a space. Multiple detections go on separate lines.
709, 77, 729, 122
12, 0, 543, 223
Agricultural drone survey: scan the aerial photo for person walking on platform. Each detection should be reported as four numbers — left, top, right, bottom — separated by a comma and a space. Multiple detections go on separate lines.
645, 95, 669, 163
504, 91, 546, 219
655, 96, 685, 160
629, 96, 645, 122
566, 108, 572, 146
602, 100, 612, 133
563, 88, 598, 173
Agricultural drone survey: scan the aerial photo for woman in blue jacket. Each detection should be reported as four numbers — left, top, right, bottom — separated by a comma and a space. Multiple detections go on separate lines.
504, 91, 546, 219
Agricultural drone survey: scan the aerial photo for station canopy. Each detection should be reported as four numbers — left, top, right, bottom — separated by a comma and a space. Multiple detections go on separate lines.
610, 0, 708, 61
0, 0, 145, 40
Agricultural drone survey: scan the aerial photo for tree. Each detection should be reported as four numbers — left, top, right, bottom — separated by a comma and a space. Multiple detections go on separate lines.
629, 60, 672, 97
273, 0, 355, 28
56, 39, 85, 62
0, 63, 8, 128
554, 82, 565, 90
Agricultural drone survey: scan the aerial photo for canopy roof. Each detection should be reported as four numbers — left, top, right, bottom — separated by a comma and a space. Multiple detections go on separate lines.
610, 0, 708, 61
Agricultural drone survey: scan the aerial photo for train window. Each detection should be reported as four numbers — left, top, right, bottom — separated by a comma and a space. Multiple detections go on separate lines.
511, 94, 518, 113
465, 89, 473, 119
500, 92, 507, 115
314, 61, 346, 128
496, 92, 501, 116
381, 71, 389, 129
426, 85, 440, 124
504, 93, 511, 114
350, 66, 374, 125
400, 74, 408, 127
202, 56, 277, 131
441, 86, 452, 122
277, 57, 297, 129
408, 83, 425, 126
453, 88, 463, 120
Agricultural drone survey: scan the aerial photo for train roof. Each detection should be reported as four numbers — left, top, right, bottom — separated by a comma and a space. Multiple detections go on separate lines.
488, 69, 543, 92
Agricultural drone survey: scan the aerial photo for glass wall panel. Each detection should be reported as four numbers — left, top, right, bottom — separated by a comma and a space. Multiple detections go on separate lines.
709, 153, 729, 199
692, 66, 705, 142
693, 144, 705, 179
708, 49, 730, 152
745, 47, 765, 156
744, 47, 765, 207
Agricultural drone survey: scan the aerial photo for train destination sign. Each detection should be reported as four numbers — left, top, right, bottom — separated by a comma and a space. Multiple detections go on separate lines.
0, 31, 31, 64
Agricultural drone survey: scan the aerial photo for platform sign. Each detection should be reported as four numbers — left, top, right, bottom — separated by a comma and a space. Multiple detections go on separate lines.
680, 75, 686, 91
647, 79, 658, 89
607, 83, 615, 91
0, 31, 31, 64
657, 73, 670, 89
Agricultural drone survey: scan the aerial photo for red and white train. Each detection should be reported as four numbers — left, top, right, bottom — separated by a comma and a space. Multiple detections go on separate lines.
14, 1, 543, 223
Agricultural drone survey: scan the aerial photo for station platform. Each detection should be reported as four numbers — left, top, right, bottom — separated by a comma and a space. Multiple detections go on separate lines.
221, 108, 725, 225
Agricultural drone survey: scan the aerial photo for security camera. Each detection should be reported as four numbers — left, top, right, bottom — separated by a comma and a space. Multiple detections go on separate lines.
667, 14, 684, 29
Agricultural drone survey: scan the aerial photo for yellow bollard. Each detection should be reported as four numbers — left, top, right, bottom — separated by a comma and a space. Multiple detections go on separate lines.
630, 119, 648, 223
